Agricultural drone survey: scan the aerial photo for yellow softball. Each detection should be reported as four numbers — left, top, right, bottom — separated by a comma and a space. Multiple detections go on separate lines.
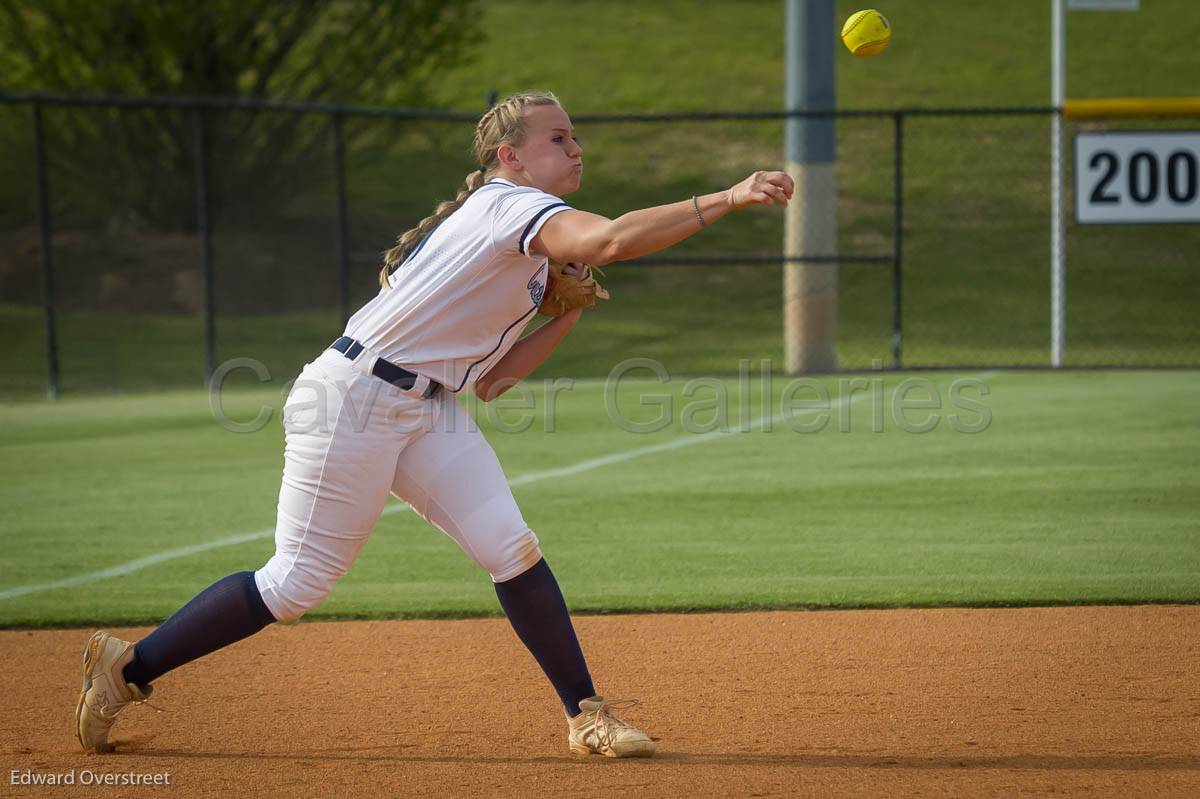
841, 9, 891, 58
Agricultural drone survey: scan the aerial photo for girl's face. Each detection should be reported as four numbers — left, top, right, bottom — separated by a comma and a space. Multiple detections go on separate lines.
507, 104, 583, 196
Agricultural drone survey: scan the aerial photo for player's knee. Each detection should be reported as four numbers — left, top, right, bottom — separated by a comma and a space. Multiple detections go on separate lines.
481, 527, 543, 583
254, 561, 339, 623
261, 591, 312, 623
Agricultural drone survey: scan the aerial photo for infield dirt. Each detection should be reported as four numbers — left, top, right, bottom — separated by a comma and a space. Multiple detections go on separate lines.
4, 605, 1198, 798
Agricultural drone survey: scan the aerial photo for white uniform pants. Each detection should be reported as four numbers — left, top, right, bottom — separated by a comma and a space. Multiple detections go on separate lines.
254, 348, 542, 622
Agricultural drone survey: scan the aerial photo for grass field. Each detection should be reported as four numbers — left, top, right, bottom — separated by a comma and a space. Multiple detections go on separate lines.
1, 370, 1196, 628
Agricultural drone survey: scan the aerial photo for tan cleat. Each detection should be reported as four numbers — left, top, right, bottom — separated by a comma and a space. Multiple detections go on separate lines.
75, 631, 153, 752
567, 696, 656, 758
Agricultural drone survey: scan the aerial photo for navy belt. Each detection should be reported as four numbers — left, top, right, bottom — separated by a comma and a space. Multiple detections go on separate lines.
330, 337, 439, 398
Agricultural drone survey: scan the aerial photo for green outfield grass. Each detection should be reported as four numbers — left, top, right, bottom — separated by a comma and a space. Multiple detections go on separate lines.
0, 370, 1196, 628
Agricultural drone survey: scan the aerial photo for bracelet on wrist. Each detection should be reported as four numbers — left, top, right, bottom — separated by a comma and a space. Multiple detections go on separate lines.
691, 195, 706, 228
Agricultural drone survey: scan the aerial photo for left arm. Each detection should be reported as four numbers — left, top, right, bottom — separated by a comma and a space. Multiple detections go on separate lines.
474, 307, 583, 402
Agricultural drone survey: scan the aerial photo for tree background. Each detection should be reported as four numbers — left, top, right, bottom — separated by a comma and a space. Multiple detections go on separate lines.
0, 0, 482, 231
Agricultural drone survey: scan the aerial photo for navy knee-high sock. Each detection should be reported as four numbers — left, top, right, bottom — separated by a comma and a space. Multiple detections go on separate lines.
494, 558, 595, 718
122, 571, 276, 688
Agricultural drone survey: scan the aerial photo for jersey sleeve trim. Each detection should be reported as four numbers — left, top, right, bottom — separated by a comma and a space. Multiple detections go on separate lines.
517, 202, 571, 255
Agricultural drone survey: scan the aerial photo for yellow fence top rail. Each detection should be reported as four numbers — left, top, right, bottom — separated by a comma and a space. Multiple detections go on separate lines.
1064, 98, 1200, 119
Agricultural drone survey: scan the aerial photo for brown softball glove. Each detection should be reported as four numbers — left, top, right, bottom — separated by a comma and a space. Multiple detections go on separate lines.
537, 260, 611, 317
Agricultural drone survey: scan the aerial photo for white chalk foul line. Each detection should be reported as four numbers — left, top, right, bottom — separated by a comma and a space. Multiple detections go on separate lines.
0, 530, 276, 602
0, 373, 992, 602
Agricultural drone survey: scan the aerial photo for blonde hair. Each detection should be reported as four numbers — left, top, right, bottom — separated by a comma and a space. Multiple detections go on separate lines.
379, 91, 562, 287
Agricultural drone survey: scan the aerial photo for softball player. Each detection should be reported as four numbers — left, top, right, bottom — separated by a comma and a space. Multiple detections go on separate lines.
75, 91, 794, 758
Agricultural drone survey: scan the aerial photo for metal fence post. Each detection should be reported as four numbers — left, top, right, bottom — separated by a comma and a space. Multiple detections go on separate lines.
32, 103, 60, 399
892, 111, 905, 369
783, 0, 839, 374
332, 113, 351, 324
192, 107, 216, 383
1050, 0, 1066, 368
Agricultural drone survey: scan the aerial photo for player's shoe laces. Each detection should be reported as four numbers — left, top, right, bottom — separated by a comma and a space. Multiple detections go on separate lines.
567, 696, 656, 758
75, 631, 161, 752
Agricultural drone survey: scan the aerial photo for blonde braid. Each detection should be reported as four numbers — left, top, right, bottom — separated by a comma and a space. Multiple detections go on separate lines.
380, 169, 485, 283
379, 91, 562, 287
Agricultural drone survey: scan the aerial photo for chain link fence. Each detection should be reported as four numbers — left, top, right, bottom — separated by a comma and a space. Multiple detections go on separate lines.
0, 93, 1196, 399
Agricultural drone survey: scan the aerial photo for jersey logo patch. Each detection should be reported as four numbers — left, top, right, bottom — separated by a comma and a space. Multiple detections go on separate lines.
528, 271, 545, 307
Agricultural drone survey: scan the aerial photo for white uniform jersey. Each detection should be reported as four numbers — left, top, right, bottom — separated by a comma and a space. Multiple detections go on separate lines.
343, 178, 572, 393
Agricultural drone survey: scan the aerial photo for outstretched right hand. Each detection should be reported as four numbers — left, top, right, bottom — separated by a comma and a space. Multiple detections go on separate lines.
729, 170, 795, 209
